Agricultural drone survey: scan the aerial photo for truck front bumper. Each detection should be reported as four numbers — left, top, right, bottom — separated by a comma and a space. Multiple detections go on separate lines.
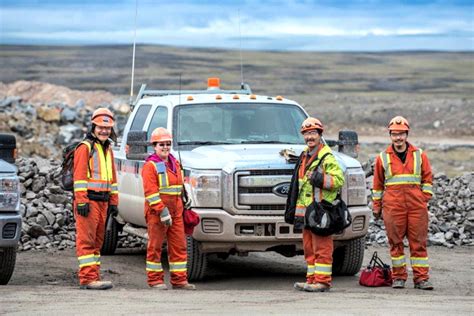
192, 205, 370, 253
0, 212, 22, 247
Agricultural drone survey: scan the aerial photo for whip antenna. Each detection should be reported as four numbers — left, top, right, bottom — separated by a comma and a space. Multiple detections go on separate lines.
129, 0, 138, 104
238, 9, 244, 88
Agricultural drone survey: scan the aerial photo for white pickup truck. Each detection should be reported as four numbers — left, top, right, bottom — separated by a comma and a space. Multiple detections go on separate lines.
104, 79, 370, 281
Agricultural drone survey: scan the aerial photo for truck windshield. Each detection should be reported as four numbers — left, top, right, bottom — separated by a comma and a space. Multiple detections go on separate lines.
174, 102, 307, 147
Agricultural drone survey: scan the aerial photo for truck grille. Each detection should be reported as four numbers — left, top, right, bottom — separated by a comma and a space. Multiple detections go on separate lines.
2, 223, 17, 239
234, 169, 292, 213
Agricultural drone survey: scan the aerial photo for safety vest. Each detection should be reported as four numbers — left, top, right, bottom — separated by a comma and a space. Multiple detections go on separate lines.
295, 145, 341, 216
380, 149, 422, 186
145, 161, 184, 207
74, 141, 117, 193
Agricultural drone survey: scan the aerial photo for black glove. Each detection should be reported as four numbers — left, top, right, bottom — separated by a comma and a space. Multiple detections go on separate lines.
310, 171, 324, 189
77, 203, 90, 217
373, 211, 383, 220
108, 205, 118, 217
293, 216, 305, 231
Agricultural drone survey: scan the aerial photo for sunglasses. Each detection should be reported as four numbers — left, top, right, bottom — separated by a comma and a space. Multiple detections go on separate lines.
157, 142, 172, 147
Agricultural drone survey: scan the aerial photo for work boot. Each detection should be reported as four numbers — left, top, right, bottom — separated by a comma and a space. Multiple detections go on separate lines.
293, 282, 308, 291
172, 283, 196, 290
150, 283, 168, 290
414, 280, 434, 290
392, 279, 406, 289
304, 283, 330, 292
80, 280, 113, 290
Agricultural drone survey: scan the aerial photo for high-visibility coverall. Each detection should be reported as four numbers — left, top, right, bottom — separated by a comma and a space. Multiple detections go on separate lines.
142, 156, 188, 286
372, 143, 433, 283
297, 144, 345, 286
73, 140, 118, 285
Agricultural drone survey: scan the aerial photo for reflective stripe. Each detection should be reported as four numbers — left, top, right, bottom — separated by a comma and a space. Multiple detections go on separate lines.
385, 174, 421, 185
372, 190, 383, 200
111, 183, 118, 194
169, 261, 187, 272
422, 183, 433, 194
323, 174, 333, 190
78, 254, 97, 268
74, 181, 88, 192
146, 261, 163, 272
295, 205, 306, 217
380, 152, 391, 179
413, 149, 422, 176
83, 141, 114, 191
391, 255, 406, 268
411, 257, 429, 268
314, 263, 332, 275
95, 254, 101, 266
146, 193, 162, 205
160, 185, 183, 195
306, 264, 315, 276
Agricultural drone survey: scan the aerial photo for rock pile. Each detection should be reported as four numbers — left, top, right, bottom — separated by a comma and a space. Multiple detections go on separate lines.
366, 172, 474, 248
16, 157, 145, 252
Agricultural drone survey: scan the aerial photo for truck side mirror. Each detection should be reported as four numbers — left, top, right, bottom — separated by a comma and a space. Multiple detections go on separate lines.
0, 133, 17, 164
126, 130, 149, 160
338, 130, 359, 158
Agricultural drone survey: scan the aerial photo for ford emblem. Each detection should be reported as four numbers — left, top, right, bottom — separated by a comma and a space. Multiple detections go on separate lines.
272, 182, 290, 197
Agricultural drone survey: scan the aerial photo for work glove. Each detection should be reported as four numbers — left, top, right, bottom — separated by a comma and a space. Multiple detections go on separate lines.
160, 207, 172, 227
108, 205, 119, 217
309, 171, 324, 189
77, 203, 90, 217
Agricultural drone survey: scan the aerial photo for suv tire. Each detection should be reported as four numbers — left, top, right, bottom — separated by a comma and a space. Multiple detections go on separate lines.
0, 247, 17, 285
186, 236, 207, 281
332, 237, 365, 276
101, 214, 119, 255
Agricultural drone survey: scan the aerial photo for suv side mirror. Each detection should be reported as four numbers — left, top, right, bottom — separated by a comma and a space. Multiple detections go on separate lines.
0, 134, 17, 164
126, 130, 149, 160
338, 130, 359, 158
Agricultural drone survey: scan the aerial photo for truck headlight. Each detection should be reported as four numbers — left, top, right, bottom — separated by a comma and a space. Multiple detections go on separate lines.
186, 169, 222, 208
346, 168, 367, 206
0, 176, 20, 211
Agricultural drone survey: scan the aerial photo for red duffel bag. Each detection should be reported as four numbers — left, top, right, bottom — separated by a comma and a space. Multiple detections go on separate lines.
359, 251, 393, 287
183, 208, 200, 236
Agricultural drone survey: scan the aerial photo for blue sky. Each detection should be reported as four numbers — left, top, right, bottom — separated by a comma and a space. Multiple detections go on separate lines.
0, 0, 473, 51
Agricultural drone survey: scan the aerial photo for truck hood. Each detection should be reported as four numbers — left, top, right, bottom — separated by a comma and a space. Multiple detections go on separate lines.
176, 144, 361, 172
0, 159, 17, 174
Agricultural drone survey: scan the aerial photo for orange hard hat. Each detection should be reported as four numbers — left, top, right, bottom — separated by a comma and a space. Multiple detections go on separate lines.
91, 108, 115, 127
388, 116, 410, 132
150, 127, 173, 143
301, 117, 324, 134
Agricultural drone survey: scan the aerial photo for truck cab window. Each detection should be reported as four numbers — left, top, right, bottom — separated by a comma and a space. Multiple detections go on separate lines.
147, 106, 168, 140
130, 104, 152, 131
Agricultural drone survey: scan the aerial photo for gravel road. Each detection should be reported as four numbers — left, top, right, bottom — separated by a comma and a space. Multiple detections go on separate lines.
0, 246, 472, 315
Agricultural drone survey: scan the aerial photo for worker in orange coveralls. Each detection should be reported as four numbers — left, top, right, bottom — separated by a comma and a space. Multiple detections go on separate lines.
142, 127, 195, 290
73, 108, 118, 290
372, 116, 434, 290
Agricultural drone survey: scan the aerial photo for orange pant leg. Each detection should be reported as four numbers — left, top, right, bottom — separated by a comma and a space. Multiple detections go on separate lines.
75, 200, 106, 285
146, 212, 167, 286
312, 233, 333, 286
166, 213, 188, 285
303, 229, 316, 283
383, 201, 408, 281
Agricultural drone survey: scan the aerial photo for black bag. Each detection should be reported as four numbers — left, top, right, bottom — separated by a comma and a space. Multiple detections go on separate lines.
304, 153, 352, 236
60, 139, 94, 191
305, 194, 352, 236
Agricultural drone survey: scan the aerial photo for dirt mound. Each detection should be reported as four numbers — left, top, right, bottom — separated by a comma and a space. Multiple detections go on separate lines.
0, 80, 115, 108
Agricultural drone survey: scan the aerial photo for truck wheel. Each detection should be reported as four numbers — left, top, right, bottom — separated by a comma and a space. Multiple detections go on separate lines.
0, 247, 17, 285
101, 214, 119, 255
332, 237, 365, 276
186, 236, 207, 281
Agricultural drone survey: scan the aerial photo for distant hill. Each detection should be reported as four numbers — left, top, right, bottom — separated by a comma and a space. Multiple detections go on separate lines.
1, 45, 472, 137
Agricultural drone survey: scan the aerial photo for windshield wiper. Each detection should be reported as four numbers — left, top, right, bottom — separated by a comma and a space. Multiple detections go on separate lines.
239, 140, 293, 144
177, 141, 234, 146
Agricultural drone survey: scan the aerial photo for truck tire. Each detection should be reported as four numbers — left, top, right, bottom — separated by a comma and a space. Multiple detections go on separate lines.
0, 247, 17, 285
332, 237, 365, 276
186, 236, 207, 281
101, 214, 119, 255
